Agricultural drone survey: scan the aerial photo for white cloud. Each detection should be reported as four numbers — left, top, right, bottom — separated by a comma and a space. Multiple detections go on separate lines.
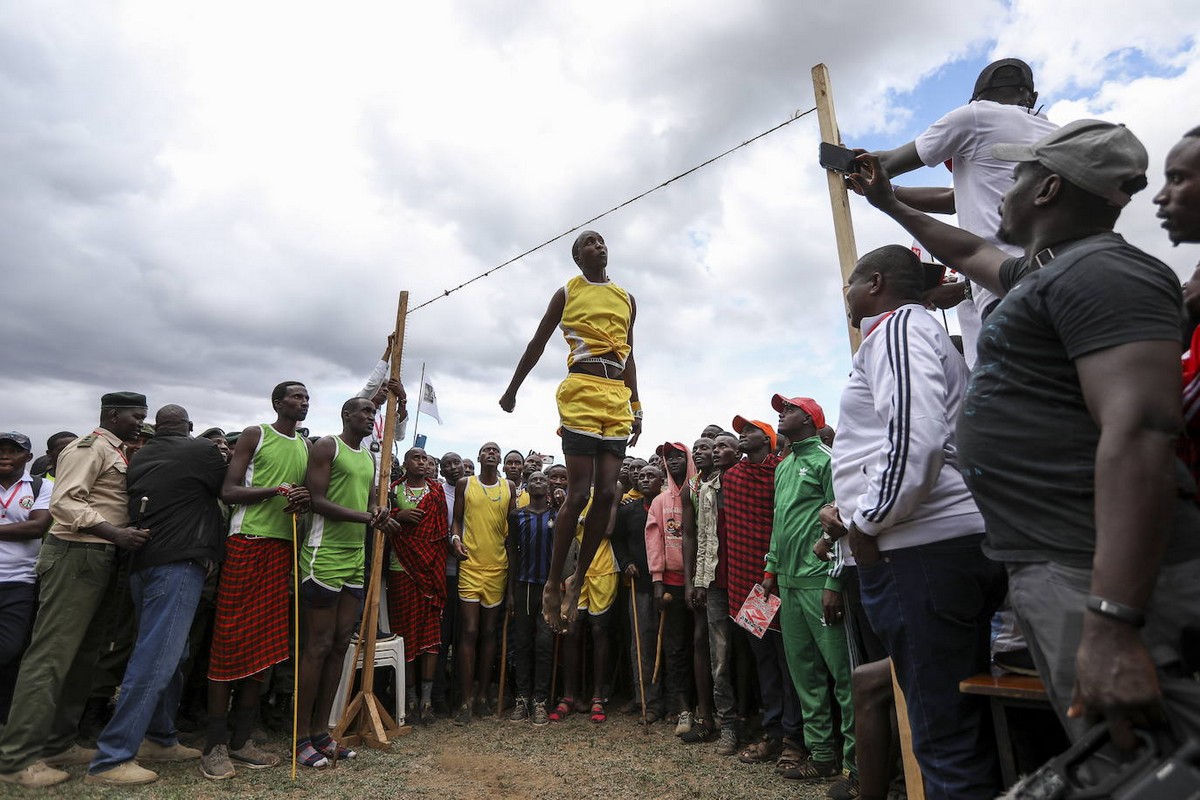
4, 0, 1200, 464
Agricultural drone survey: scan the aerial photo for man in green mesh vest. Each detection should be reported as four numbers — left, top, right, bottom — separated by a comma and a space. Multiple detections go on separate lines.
293, 397, 388, 768
201, 382, 311, 780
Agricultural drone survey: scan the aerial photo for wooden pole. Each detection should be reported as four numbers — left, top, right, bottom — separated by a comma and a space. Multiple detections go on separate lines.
411, 361, 425, 447
334, 290, 412, 749
812, 63, 862, 354
629, 578, 649, 732
496, 612, 510, 719
891, 659, 927, 800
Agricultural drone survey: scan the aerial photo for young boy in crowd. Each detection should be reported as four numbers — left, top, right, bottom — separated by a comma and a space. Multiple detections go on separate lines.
648, 445, 696, 734
612, 461, 666, 722
506, 471, 557, 724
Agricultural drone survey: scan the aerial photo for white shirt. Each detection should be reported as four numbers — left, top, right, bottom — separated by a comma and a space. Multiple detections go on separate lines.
0, 471, 53, 583
915, 100, 1058, 365
357, 359, 408, 466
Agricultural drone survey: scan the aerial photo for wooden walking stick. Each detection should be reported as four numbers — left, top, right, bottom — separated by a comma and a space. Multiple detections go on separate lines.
628, 577, 649, 732
496, 610, 511, 719
651, 591, 669, 683
549, 631, 561, 705
291, 513, 301, 780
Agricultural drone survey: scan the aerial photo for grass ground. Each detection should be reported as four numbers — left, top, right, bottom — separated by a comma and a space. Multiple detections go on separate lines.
0, 711, 836, 800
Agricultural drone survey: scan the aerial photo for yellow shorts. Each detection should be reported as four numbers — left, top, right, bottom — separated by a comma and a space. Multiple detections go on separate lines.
458, 565, 507, 608
577, 572, 618, 616
556, 373, 632, 442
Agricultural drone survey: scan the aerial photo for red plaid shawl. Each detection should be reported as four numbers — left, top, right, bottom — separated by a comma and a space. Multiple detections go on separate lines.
720, 454, 781, 622
389, 480, 449, 603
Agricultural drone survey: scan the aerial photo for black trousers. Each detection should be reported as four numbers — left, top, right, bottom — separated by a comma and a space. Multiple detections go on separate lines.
508, 582, 555, 702
0, 581, 37, 722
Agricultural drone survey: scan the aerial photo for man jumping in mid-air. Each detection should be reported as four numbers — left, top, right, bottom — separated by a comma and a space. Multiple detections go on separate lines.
500, 230, 642, 630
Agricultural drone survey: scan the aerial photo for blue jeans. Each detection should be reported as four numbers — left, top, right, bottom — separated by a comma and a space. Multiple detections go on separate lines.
90, 561, 206, 773
857, 534, 1006, 800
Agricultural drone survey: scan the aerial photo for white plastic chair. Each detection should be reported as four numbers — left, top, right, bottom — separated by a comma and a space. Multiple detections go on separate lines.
328, 635, 406, 727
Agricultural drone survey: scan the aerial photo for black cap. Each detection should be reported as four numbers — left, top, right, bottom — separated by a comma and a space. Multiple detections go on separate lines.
972, 58, 1034, 100
100, 392, 148, 409
198, 427, 226, 440
0, 432, 32, 452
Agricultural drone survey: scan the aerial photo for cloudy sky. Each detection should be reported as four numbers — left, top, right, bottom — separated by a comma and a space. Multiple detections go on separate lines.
4, 1, 1199, 462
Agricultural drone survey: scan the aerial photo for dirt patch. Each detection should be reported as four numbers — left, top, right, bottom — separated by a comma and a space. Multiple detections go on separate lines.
4, 712, 833, 800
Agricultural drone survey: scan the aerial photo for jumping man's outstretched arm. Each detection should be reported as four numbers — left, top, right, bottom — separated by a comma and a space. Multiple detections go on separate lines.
499, 289, 567, 412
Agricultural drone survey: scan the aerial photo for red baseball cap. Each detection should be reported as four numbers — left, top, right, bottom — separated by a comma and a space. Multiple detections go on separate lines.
771, 395, 826, 430
731, 416, 777, 450
655, 441, 688, 457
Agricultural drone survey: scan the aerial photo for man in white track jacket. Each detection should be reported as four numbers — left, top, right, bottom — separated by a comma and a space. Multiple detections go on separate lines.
831, 244, 1006, 800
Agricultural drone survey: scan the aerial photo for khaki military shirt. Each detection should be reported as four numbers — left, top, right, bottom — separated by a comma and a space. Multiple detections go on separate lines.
49, 428, 129, 544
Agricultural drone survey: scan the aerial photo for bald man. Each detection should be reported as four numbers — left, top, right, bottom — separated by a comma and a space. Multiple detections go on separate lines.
88, 405, 227, 786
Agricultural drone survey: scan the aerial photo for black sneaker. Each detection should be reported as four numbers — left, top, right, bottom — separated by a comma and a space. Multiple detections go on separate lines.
452, 704, 472, 727
679, 718, 715, 743
827, 774, 861, 799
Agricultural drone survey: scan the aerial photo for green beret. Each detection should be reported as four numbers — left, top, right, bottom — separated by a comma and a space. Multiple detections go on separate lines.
101, 391, 148, 409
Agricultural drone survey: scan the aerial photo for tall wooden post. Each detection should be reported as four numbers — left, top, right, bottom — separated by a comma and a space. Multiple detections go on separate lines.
334, 290, 411, 749
814, 64, 925, 799
812, 63, 862, 354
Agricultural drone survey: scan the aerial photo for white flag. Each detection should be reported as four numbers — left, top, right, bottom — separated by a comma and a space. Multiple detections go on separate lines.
419, 378, 442, 424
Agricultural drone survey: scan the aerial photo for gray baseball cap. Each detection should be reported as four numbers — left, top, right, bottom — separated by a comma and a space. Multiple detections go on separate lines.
992, 119, 1149, 208
0, 433, 32, 452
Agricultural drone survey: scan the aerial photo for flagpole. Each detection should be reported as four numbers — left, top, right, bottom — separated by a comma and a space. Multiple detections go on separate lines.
412, 361, 426, 447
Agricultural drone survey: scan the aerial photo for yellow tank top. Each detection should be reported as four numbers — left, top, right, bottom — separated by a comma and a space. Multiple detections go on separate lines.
560, 274, 632, 368
462, 475, 510, 570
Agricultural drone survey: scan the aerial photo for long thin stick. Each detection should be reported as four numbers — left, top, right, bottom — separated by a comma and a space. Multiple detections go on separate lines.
652, 608, 666, 684
628, 578, 648, 733
549, 633, 560, 704
291, 513, 300, 781
411, 361, 425, 447
496, 611, 510, 719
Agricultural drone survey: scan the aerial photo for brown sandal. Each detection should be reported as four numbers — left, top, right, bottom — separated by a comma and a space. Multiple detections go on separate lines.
774, 741, 812, 774
739, 736, 783, 764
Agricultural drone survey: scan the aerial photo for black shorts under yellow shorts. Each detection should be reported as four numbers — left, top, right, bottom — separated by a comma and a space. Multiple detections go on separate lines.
557, 373, 632, 457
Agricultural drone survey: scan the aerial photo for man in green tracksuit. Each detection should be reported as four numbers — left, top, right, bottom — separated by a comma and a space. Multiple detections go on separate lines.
762, 394, 855, 792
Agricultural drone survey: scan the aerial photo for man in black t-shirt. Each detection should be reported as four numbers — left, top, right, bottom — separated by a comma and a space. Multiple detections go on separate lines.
848, 120, 1200, 745
88, 404, 227, 785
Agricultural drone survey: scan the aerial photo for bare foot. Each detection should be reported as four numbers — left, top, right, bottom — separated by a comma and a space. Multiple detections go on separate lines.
560, 572, 583, 630
542, 581, 563, 631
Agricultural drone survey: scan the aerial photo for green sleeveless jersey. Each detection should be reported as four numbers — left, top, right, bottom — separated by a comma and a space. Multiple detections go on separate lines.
228, 423, 310, 541
306, 436, 375, 550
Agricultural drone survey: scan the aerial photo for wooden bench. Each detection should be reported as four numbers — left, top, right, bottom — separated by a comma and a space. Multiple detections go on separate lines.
960, 672, 1057, 787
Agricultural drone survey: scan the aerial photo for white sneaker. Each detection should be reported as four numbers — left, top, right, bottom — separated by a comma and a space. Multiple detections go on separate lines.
674, 710, 694, 736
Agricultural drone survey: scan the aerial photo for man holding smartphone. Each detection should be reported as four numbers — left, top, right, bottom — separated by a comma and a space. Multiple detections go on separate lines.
855, 58, 1058, 367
